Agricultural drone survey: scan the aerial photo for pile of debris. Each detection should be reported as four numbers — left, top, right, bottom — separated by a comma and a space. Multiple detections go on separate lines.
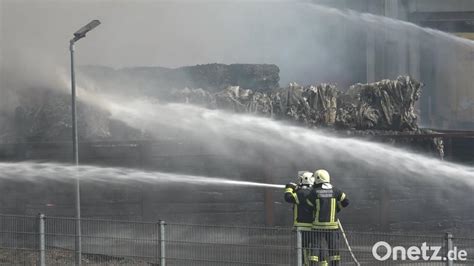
171, 75, 443, 158
171, 76, 421, 131
1, 60, 443, 158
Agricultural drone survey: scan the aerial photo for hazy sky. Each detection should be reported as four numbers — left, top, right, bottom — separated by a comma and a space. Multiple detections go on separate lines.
2, 0, 277, 67
1, 0, 366, 88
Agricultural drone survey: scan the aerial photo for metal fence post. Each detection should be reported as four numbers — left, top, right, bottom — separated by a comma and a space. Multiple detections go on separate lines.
159, 220, 166, 266
38, 214, 46, 266
154, 222, 158, 265
445, 232, 454, 266
296, 228, 302, 266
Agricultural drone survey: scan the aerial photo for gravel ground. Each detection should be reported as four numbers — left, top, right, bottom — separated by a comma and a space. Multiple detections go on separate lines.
0, 248, 156, 266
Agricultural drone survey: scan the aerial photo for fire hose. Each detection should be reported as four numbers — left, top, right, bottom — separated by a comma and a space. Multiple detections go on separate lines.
338, 219, 360, 266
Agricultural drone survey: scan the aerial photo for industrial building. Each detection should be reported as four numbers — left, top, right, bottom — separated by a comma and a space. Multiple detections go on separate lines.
316, 0, 474, 130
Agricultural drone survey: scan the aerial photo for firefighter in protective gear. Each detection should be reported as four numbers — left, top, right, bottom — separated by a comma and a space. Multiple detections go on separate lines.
284, 171, 316, 265
307, 169, 349, 266
285, 171, 315, 226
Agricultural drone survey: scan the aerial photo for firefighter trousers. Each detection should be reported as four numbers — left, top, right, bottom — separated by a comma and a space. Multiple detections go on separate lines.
313, 229, 341, 266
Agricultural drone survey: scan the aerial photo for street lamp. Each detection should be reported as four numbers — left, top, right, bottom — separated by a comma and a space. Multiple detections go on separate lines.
69, 19, 100, 266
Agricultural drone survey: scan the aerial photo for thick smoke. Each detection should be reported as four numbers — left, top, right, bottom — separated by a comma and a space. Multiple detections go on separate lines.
2, 0, 474, 130
0, 0, 367, 93
0, 0, 362, 141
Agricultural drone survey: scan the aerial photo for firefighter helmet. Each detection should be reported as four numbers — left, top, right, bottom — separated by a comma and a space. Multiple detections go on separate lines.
298, 171, 314, 185
314, 169, 330, 184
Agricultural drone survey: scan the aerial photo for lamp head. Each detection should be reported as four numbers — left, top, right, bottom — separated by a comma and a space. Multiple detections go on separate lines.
73, 20, 101, 41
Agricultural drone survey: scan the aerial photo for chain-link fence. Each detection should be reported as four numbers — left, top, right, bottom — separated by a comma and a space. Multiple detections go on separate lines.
1, 214, 473, 265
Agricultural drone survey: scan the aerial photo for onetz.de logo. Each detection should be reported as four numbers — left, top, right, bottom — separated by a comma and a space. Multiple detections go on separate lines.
372, 241, 468, 261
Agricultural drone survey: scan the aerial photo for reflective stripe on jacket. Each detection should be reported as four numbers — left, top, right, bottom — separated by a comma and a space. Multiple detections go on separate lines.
284, 185, 314, 227
307, 183, 349, 229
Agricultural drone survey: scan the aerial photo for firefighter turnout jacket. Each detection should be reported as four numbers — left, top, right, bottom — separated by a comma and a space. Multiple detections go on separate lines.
284, 183, 314, 227
307, 183, 349, 229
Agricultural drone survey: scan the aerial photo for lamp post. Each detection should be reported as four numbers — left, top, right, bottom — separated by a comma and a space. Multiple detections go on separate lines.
69, 19, 101, 266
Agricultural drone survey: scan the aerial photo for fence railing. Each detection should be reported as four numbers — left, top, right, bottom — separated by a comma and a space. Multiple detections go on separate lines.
1, 214, 473, 265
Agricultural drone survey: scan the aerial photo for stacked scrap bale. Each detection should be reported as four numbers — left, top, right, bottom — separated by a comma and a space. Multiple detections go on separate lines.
336, 76, 421, 131
171, 82, 340, 127
171, 76, 421, 131
281, 83, 339, 126
169, 76, 444, 158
